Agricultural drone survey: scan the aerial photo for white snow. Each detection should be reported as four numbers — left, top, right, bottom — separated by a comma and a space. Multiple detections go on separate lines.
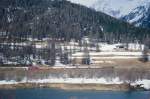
73, 52, 143, 57
100, 44, 116, 51
35, 44, 47, 49
54, 57, 67, 66
68, 0, 98, 7
128, 43, 144, 51
131, 79, 150, 90
0, 80, 18, 85
128, 9, 144, 23
7, 15, 12, 23
71, 50, 150, 61
129, 14, 143, 23
0, 77, 123, 85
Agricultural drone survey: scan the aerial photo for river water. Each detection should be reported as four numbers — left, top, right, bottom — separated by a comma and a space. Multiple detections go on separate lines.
0, 88, 150, 99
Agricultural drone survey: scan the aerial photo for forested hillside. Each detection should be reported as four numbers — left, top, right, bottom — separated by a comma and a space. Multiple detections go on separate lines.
0, 0, 149, 42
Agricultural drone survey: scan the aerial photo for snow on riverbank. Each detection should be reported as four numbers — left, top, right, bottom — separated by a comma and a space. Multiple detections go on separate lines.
131, 79, 150, 90
27, 77, 123, 84
0, 78, 150, 90
0, 77, 123, 85
0, 80, 19, 85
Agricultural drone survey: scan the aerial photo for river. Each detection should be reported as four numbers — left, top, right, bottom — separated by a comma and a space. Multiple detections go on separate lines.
0, 88, 150, 99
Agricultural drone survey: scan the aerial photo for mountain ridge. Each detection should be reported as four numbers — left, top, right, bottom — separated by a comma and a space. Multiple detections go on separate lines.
69, 0, 150, 28
0, 0, 149, 42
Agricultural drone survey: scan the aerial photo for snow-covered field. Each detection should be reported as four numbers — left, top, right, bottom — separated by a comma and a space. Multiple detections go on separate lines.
73, 52, 143, 56
72, 51, 150, 60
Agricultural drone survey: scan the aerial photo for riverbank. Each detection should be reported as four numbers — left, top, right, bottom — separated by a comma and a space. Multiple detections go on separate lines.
0, 83, 131, 91
0, 66, 149, 91
0, 78, 148, 91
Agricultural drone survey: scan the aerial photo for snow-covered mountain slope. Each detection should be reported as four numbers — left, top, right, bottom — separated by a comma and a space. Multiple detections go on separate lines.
122, 4, 150, 27
68, 0, 150, 28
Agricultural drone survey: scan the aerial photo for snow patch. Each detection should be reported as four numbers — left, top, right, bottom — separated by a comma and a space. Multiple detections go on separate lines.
0, 77, 123, 85
131, 79, 150, 90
